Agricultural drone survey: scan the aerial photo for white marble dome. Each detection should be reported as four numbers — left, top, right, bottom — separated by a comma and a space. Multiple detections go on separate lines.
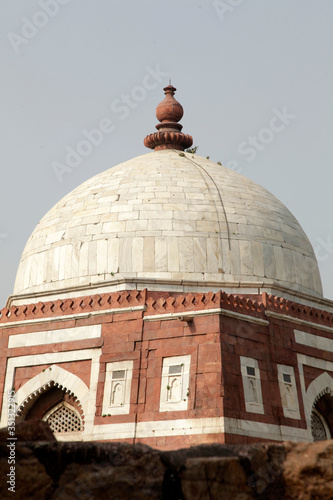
13, 150, 323, 302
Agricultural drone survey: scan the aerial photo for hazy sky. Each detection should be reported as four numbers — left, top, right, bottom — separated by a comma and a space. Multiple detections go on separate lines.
1, 1, 332, 307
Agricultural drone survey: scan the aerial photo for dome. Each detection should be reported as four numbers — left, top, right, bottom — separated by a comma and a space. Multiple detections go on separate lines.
13, 149, 323, 301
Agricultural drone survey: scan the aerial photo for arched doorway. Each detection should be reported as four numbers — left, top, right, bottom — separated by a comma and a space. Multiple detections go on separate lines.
13, 364, 92, 439
16, 380, 84, 437
310, 392, 333, 441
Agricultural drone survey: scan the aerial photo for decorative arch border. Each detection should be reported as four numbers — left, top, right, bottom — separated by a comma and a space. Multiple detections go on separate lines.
1, 348, 101, 434
304, 372, 333, 439
305, 372, 333, 417
311, 407, 332, 440
313, 386, 333, 406
15, 365, 90, 424
16, 364, 89, 422
15, 380, 80, 423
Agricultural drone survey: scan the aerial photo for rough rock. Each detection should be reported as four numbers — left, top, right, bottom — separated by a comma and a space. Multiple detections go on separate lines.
181, 456, 255, 499
283, 440, 333, 500
0, 432, 333, 499
0, 420, 56, 443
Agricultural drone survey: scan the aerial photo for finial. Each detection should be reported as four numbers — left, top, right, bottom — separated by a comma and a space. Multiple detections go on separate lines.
144, 85, 193, 151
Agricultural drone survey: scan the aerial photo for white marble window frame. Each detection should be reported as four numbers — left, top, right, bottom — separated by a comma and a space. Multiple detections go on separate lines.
277, 364, 300, 419
159, 355, 191, 412
102, 360, 133, 416
240, 356, 264, 414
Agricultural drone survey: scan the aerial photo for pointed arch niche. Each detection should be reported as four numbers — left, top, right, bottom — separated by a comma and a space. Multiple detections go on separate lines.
15, 365, 90, 440
1, 348, 101, 439
305, 372, 333, 441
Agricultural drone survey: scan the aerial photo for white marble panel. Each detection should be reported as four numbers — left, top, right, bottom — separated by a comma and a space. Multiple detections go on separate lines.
193, 238, 206, 272
103, 221, 126, 233
167, 237, 180, 272
155, 237, 167, 272
251, 241, 264, 277
88, 240, 97, 276
71, 242, 80, 278
126, 220, 148, 232
143, 237, 155, 272
107, 238, 119, 274
51, 246, 61, 282
179, 238, 194, 273
295, 330, 333, 353
97, 239, 108, 275
8, 325, 101, 348
79, 242, 89, 277
148, 219, 173, 231
273, 246, 287, 282
206, 238, 219, 273
239, 240, 253, 276
132, 237, 144, 272
45, 230, 65, 245
119, 238, 133, 272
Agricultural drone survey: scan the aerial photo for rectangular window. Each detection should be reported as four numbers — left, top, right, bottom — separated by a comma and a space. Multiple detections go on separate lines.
102, 360, 133, 416
277, 364, 300, 419
169, 364, 182, 375
246, 366, 256, 376
240, 357, 264, 414
159, 355, 191, 412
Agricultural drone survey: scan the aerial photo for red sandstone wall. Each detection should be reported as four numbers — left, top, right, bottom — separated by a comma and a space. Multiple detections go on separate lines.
1, 290, 332, 446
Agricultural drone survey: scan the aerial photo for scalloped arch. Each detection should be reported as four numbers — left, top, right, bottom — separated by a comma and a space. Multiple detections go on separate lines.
305, 372, 333, 422
15, 364, 89, 420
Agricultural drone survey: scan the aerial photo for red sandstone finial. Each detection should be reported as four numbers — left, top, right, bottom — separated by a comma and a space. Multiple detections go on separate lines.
144, 86, 193, 151
156, 85, 184, 124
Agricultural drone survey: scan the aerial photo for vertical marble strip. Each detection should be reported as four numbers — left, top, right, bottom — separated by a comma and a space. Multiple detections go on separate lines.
263, 244, 277, 279
179, 237, 194, 273
88, 240, 97, 276
29, 254, 39, 288
45, 250, 53, 287
300, 255, 314, 291
21, 258, 30, 291
167, 237, 180, 272
97, 239, 108, 275
239, 240, 253, 276
132, 237, 144, 272
41, 250, 49, 286
283, 248, 297, 284
107, 238, 119, 274
119, 237, 133, 272
206, 237, 219, 274
63, 245, 74, 280
251, 241, 265, 278
143, 237, 155, 272
273, 246, 287, 282
311, 257, 322, 293
51, 246, 61, 282
221, 239, 232, 275
58, 245, 66, 281
71, 242, 80, 278
155, 237, 167, 272
193, 237, 207, 272
80, 242, 89, 277
230, 239, 241, 276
